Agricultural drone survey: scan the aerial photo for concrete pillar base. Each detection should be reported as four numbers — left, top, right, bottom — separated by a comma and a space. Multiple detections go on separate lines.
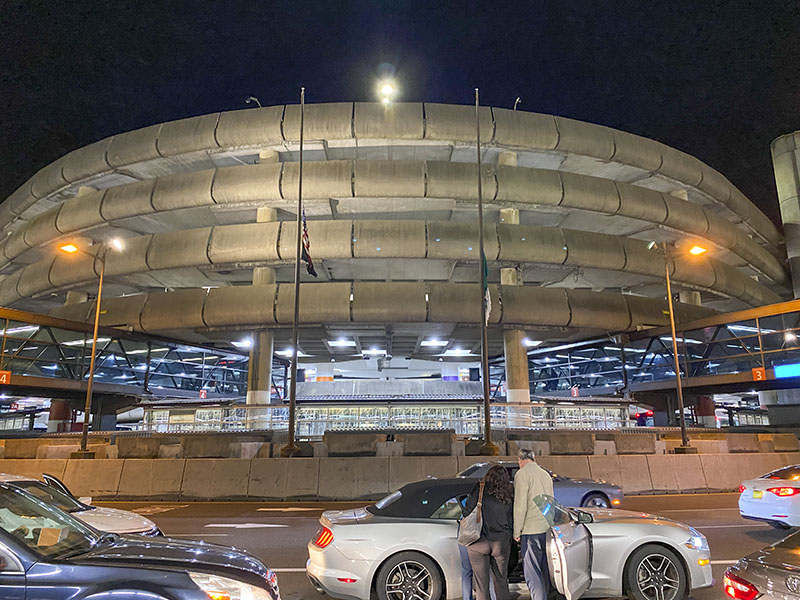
69, 451, 96, 459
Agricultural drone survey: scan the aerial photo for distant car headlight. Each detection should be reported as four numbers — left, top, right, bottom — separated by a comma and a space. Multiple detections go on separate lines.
189, 572, 275, 600
685, 528, 709, 551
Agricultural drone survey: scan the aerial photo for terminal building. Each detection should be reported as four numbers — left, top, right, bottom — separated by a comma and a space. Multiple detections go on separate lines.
0, 102, 797, 431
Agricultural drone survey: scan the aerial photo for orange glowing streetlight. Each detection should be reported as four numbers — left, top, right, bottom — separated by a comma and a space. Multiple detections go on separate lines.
59, 239, 123, 458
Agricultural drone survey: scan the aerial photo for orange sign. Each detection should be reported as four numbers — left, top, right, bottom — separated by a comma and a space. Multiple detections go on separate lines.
0, 370, 10, 385
752, 367, 766, 382
199, 389, 207, 399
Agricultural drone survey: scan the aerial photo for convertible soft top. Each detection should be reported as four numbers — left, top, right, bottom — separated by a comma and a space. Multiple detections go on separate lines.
368, 478, 476, 518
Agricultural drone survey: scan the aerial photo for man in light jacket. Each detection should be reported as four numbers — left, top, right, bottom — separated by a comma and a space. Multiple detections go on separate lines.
513, 448, 554, 600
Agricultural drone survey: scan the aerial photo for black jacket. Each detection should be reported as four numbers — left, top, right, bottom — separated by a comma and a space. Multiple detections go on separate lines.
462, 482, 513, 541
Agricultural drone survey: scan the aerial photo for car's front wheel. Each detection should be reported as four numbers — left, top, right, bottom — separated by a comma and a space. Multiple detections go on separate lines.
625, 544, 688, 600
375, 551, 442, 600
581, 492, 611, 508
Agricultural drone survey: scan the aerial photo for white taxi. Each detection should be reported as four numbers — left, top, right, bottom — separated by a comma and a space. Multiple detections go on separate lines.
739, 464, 800, 529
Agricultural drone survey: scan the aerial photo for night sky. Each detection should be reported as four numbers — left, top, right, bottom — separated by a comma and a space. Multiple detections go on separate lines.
2, 1, 798, 226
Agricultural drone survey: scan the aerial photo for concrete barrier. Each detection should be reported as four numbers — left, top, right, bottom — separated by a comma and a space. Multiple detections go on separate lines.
771, 434, 799, 452
614, 433, 656, 454
398, 432, 456, 456
3, 451, 800, 501
62, 459, 123, 497
323, 432, 384, 457
548, 434, 595, 455
727, 434, 761, 453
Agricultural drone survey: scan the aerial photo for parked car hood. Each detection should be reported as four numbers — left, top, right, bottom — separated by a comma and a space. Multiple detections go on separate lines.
74, 535, 270, 582
583, 507, 679, 525
74, 506, 157, 534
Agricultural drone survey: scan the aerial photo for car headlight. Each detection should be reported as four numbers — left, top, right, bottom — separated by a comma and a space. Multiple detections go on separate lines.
189, 571, 274, 600
685, 528, 709, 551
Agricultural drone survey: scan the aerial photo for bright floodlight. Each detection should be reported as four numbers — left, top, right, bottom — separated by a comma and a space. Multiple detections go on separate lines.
110, 238, 124, 251
377, 79, 397, 103
785, 332, 797, 342
60, 244, 79, 254
689, 245, 708, 256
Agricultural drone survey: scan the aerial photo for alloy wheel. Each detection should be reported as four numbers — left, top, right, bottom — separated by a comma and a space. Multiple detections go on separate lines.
636, 553, 681, 600
385, 560, 434, 600
585, 495, 610, 508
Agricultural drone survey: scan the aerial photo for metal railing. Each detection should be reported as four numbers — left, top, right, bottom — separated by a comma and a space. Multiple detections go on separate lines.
141, 401, 630, 436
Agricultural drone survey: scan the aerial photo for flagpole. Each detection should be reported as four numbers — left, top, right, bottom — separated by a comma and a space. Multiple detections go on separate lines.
476, 88, 498, 456
281, 87, 304, 458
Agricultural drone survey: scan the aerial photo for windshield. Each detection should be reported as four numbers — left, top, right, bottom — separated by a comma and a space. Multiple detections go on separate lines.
0, 485, 100, 559
772, 531, 800, 551
763, 466, 800, 481
11, 481, 87, 513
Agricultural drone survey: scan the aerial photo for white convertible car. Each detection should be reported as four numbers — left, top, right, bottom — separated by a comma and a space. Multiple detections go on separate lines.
0, 472, 161, 535
307, 478, 712, 600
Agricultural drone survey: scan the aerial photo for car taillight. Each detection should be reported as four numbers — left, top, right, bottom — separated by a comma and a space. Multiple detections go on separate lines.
724, 570, 759, 600
313, 526, 334, 548
739, 485, 746, 493
767, 487, 800, 497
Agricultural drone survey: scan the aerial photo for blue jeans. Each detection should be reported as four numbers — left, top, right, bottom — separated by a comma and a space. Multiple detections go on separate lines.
459, 543, 497, 600
520, 533, 549, 600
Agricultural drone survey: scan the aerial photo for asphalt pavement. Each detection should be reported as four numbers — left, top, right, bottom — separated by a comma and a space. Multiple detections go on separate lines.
99, 493, 790, 600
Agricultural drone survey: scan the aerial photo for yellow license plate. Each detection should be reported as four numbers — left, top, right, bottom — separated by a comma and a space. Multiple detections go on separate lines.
753, 490, 763, 499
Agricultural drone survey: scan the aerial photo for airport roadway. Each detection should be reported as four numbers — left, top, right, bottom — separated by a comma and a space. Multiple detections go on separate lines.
99, 493, 789, 600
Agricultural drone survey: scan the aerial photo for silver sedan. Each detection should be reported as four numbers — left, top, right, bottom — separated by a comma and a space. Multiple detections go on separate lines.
459, 460, 624, 508
306, 477, 712, 600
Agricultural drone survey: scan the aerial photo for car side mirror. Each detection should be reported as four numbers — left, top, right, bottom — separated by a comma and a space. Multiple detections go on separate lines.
78, 496, 92, 505
576, 510, 593, 524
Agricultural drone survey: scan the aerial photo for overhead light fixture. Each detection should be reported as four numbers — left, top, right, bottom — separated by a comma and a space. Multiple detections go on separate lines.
110, 238, 124, 251
60, 244, 79, 253
328, 339, 356, 347
523, 338, 542, 347
232, 339, 252, 349
421, 338, 448, 347
443, 348, 472, 356
277, 348, 310, 357
785, 332, 797, 342
363, 348, 387, 356
688, 245, 708, 256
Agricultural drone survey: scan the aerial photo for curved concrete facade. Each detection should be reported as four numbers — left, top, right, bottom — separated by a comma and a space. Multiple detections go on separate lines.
0, 102, 788, 361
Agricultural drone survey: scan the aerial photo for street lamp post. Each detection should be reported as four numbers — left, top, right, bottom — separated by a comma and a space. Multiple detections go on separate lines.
654, 241, 705, 453
475, 88, 498, 456
60, 239, 122, 458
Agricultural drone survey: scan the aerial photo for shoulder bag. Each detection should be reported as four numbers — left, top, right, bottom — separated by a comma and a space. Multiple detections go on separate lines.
457, 479, 485, 546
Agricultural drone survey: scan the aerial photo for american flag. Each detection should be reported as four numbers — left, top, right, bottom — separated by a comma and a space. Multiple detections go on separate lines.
301, 209, 318, 277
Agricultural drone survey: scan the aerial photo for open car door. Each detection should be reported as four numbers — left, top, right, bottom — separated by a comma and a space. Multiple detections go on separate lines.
536, 495, 592, 600
42, 473, 74, 498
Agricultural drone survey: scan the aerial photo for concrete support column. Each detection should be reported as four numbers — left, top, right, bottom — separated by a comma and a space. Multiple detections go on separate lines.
247, 330, 274, 405
47, 399, 72, 433
500, 264, 530, 403
771, 132, 800, 298
679, 291, 702, 306
247, 206, 277, 406
695, 394, 716, 428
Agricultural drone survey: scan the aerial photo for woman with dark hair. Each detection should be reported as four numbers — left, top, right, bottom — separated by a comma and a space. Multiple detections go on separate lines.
461, 464, 514, 600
